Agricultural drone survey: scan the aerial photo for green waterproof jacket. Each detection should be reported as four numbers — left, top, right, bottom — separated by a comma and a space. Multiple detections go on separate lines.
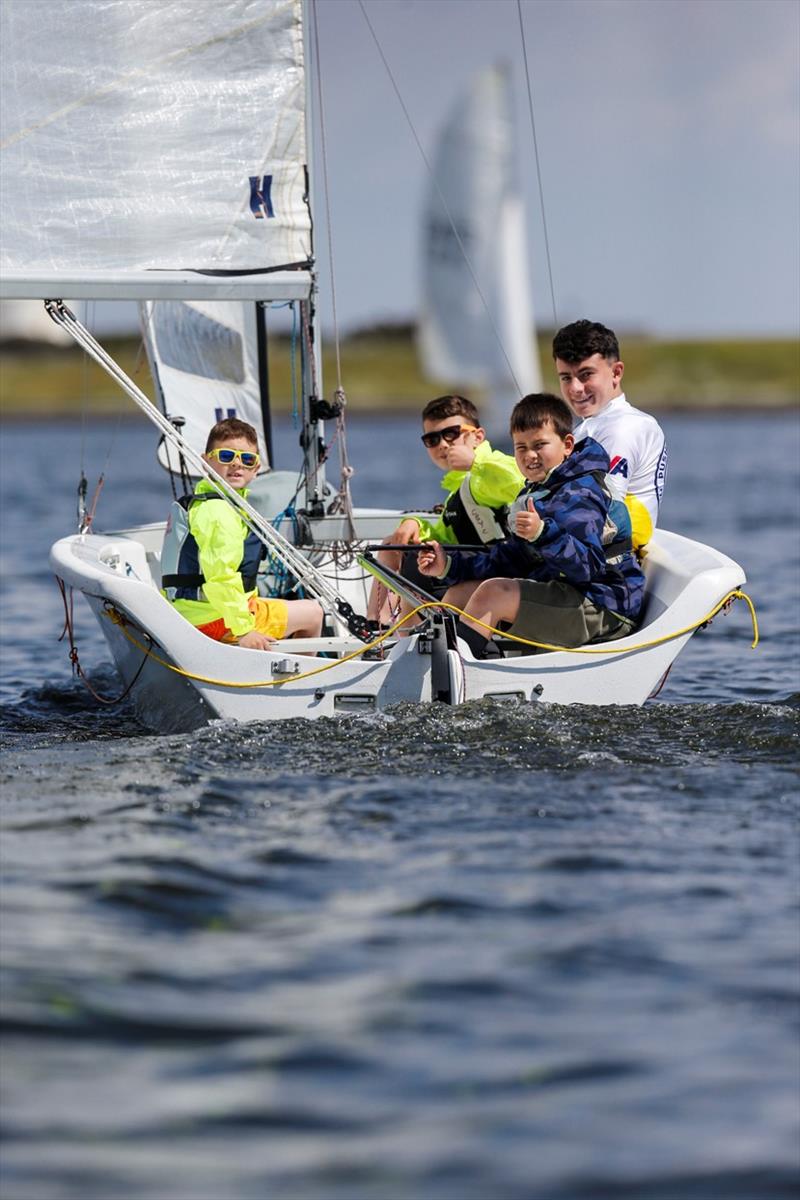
409, 440, 524, 545
169, 479, 258, 637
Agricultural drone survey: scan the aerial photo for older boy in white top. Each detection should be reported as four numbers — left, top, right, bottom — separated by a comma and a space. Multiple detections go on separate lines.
553, 319, 667, 525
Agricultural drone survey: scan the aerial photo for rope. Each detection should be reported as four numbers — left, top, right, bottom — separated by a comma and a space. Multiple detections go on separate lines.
98, 588, 758, 692
81, 473, 106, 533
55, 578, 150, 705
516, 0, 558, 327
326, 394, 358, 542
446, 588, 759, 655
102, 605, 402, 689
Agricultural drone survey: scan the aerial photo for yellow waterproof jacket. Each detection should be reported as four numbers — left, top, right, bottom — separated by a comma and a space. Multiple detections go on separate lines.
409, 440, 524, 545
168, 479, 258, 636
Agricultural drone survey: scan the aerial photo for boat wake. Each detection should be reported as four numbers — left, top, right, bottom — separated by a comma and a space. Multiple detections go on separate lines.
3, 688, 796, 773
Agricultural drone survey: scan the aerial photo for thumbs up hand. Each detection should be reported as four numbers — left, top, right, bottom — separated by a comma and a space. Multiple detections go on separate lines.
514, 496, 543, 541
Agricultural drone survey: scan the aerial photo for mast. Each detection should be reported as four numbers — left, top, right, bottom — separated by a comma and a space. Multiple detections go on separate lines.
299, 0, 327, 514
255, 301, 274, 471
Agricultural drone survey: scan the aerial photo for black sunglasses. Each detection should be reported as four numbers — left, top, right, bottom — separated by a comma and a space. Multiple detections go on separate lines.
420, 423, 477, 449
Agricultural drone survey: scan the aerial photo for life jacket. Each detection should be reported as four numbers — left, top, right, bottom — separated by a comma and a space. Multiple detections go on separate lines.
508, 469, 634, 564
623, 493, 653, 554
161, 493, 263, 602
441, 475, 508, 545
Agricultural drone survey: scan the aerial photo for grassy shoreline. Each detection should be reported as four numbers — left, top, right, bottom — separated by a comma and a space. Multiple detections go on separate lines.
1, 332, 797, 418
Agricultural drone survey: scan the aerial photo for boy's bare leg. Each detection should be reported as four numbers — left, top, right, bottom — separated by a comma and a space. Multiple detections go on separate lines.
396, 579, 481, 637
462, 578, 521, 637
394, 596, 418, 635
366, 546, 403, 623
285, 600, 324, 639
442, 580, 481, 616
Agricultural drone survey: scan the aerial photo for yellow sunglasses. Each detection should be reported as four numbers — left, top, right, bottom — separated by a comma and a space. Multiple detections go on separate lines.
207, 447, 260, 468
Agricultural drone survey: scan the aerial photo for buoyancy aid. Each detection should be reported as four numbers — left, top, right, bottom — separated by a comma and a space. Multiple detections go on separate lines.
623, 493, 653, 553
440, 474, 509, 545
508, 468, 634, 564
161, 492, 263, 602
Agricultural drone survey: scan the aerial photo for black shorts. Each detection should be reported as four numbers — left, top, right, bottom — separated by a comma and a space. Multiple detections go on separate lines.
400, 552, 449, 600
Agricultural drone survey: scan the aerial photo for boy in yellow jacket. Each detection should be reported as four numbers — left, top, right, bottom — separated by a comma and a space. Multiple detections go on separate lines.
367, 394, 524, 625
162, 418, 322, 648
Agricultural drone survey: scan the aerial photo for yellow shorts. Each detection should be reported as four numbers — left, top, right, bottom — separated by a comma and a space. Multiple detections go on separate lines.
197, 596, 289, 643
248, 596, 289, 639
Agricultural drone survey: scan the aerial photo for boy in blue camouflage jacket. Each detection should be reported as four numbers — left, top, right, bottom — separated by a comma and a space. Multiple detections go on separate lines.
418, 393, 646, 658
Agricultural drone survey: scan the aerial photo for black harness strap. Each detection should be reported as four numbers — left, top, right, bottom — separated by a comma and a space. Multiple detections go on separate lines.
162, 573, 258, 592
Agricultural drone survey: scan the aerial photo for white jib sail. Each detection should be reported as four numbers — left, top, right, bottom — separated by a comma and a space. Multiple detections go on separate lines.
0, 0, 311, 300
140, 300, 272, 472
418, 64, 542, 418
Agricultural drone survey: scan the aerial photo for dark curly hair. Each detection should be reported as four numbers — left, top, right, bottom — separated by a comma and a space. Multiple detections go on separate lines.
552, 319, 620, 364
509, 394, 574, 440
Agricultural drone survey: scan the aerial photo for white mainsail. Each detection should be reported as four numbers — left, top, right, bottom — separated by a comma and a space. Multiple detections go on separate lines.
418, 64, 542, 433
0, 0, 311, 300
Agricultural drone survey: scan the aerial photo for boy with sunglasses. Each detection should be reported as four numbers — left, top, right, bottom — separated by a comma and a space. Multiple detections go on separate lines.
161, 418, 323, 649
366, 394, 524, 624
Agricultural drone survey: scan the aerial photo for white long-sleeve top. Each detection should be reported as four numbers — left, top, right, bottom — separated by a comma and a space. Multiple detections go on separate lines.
573, 393, 667, 525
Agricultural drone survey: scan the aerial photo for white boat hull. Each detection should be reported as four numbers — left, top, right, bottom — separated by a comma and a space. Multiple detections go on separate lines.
50, 523, 746, 730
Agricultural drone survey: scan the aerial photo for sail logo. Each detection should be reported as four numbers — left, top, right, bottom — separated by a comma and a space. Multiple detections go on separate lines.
249, 175, 275, 219
608, 455, 629, 478
427, 216, 473, 263
214, 408, 237, 422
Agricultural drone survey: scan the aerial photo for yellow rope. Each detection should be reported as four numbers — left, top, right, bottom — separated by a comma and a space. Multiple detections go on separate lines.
103, 607, 406, 689
432, 587, 760, 655
102, 587, 758, 691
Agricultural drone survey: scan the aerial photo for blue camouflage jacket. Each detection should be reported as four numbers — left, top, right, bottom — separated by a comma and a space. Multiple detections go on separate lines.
441, 436, 646, 619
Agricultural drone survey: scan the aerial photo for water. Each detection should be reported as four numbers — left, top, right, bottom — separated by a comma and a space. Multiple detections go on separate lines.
1, 412, 799, 1199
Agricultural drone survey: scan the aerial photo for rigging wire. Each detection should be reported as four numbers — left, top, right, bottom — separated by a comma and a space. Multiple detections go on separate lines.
74, 298, 123, 533
356, 0, 525, 395
516, 0, 559, 328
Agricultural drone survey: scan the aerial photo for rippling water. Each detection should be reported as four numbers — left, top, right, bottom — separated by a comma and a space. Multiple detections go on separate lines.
1, 412, 799, 1198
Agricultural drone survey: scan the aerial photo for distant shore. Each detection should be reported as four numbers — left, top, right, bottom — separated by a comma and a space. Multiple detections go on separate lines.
1, 329, 797, 418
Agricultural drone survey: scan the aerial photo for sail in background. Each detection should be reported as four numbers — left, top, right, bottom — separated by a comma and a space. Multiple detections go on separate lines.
0, 301, 74, 345
0, 0, 310, 294
418, 64, 542, 436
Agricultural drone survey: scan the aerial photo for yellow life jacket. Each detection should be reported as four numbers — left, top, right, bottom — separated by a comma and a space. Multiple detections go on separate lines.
625, 494, 653, 554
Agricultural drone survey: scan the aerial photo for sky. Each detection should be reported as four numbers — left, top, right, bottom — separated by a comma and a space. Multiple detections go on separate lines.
42, 0, 800, 341
310, 0, 799, 339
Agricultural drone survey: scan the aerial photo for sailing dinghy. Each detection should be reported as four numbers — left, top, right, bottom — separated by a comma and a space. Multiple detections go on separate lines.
0, 0, 753, 731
